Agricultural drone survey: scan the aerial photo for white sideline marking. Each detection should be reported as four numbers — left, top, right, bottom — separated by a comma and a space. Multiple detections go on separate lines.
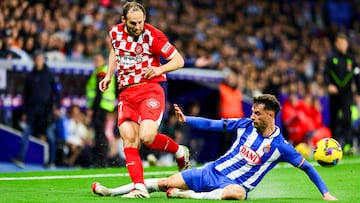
1, 158, 360, 181
0, 171, 175, 181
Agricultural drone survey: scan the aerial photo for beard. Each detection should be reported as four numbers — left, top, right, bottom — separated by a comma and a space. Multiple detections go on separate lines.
253, 120, 266, 134
125, 24, 143, 37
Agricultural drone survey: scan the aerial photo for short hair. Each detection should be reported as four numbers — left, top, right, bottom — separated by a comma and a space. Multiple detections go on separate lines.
253, 94, 281, 116
32, 50, 44, 58
335, 32, 348, 41
122, 1, 146, 20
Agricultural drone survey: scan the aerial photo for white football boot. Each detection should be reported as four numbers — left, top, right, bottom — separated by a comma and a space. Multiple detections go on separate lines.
92, 182, 111, 196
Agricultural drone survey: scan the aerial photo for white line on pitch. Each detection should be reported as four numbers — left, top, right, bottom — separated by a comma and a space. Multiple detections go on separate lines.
0, 171, 176, 181
1, 158, 359, 181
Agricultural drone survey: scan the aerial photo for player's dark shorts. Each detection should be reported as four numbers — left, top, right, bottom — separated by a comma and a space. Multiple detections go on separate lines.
181, 164, 249, 197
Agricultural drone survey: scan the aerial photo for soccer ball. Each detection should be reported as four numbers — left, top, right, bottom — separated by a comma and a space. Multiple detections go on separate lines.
313, 138, 343, 167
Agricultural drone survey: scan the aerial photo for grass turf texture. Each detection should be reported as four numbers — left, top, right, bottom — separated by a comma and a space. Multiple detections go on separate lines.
0, 156, 359, 203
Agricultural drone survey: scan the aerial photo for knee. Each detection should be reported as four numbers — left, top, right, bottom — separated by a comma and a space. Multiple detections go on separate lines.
157, 178, 170, 192
222, 184, 247, 200
139, 127, 157, 145
121, 136, 140, 148
139, 120, 158, 145
139, 132, 156, 145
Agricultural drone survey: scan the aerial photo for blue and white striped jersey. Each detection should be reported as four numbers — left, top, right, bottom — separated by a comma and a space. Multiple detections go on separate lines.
185, 116, 304, 191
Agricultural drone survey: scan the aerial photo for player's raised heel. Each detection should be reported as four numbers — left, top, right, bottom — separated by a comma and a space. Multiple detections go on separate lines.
166, 188, 194, 198
176, 145, 191, 171
121, 189, 150, 198
92, 182, 111, 196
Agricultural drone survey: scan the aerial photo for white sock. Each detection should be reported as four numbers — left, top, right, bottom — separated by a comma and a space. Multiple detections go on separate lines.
145, 178, 159, 193
109, 179, 159, 196
175, 145, 184, 158
191, 189, 224, 200
110, 183, 134, 196
134, 183, 147, 192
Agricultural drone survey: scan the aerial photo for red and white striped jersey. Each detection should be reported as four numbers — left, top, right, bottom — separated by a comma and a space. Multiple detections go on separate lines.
109, 23, 177, 88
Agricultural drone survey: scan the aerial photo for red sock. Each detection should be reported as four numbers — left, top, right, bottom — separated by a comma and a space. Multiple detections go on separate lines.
124, 147, 144, 184
146, 133, 179, 153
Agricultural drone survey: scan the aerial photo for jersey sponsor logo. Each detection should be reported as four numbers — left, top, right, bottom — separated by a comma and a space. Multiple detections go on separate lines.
240, 145, 261, 164
161, 42, 171, 53
146, 98, 160, 109
119, 55, 142, 66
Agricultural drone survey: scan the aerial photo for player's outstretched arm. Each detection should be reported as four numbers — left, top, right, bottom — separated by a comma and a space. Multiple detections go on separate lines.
298, 160, 338, 201
322, 192, 337, 201
174, 103, 224, 131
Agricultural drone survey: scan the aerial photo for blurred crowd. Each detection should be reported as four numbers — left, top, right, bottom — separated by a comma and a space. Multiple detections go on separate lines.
0, 0, 360, 91
1, 0, 360, 166
1, 0, 360, 97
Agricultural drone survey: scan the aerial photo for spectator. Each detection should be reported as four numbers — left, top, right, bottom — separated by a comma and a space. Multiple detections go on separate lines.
64, 104, 94, 167
282, 89, 331, 149
67, 40, 85, 61
217, 68, 244, 154
182, 100, 205, 163
45, 34, 66, 61
11, 51, 61, 168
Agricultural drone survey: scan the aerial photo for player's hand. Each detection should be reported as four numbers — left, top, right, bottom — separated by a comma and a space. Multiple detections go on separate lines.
173, 104, 186, 123
328, 84, 338, 95
322, 192, 337, 201
144, 66, 162, 79
99, 76, 111, 92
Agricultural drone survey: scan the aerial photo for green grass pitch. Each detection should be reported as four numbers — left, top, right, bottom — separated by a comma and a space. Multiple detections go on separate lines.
0, 156, 359, 203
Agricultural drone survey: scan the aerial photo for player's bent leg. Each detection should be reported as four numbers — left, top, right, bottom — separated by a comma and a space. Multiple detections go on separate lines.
222, 184, 247, 200
138, 119, 158, 145
140, 120, 192, 171
144, 178, 160, 193
92, 179, 160, 197
175, 145, 191, 171
118, 121, 140, 147
158, 173, 188, 192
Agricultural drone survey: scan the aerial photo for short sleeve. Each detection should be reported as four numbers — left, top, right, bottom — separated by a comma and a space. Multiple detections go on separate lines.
149, 29, 176, 60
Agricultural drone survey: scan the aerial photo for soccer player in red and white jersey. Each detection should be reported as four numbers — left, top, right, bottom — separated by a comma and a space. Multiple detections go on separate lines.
96, 1, 190, 198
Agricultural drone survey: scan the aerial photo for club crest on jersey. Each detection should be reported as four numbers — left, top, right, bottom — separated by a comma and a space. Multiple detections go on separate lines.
146, 98, 160, 109
262, 144, 271, 154
135, 44, 143, 54
240, 145, 261, 164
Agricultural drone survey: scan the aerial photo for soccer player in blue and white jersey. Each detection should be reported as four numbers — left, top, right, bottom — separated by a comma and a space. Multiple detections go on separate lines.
92, 94, 337, 200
